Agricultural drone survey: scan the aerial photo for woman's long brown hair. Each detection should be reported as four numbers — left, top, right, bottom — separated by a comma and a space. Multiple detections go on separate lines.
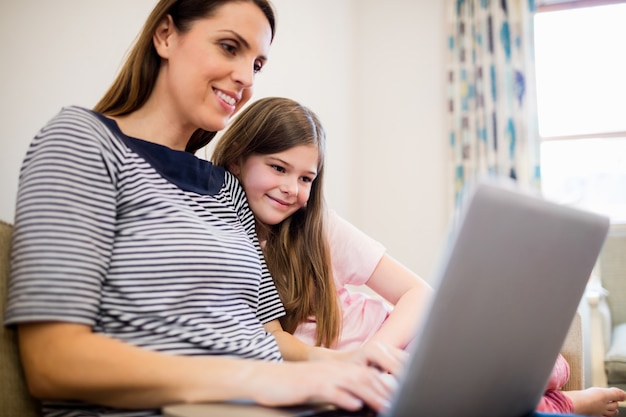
213, 97, 341, 347
93, 0, 276, 153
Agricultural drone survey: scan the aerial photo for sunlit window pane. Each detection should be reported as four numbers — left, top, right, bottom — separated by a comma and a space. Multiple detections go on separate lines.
540, 138, 626, 223
534, 4, 626, 137
535, 3, 626, 224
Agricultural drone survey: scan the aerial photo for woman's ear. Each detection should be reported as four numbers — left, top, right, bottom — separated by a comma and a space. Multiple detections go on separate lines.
153, 15, 176, 59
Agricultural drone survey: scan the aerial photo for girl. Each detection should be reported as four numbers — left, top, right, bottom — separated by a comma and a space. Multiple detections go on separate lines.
4, 2, 399, 416
212, 96, 432, 351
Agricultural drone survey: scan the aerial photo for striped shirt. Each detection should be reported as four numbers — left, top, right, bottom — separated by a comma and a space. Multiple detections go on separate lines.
5, 106, 285, 417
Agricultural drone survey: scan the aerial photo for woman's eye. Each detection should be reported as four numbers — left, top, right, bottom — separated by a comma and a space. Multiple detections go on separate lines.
253, 61, 263, 74
221, 43, 237, 55
270, 165, 285, 173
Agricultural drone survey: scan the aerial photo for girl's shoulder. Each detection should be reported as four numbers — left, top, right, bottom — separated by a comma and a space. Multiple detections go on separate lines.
325, 209, 386, 286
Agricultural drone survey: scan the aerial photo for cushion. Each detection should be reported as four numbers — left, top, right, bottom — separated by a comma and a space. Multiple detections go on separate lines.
605, 322, 626, 384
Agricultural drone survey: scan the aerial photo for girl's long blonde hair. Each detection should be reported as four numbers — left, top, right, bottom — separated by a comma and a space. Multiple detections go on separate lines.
213, 97, 341, 347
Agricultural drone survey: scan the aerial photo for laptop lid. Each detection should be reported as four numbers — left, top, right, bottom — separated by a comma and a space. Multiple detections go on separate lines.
163, 179, 610, 417
387, 179, 609, 417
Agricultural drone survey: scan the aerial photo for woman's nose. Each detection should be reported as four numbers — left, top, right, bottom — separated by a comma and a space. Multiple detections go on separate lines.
232, 59, 255, 89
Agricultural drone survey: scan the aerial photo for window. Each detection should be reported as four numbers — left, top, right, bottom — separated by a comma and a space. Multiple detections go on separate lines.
534, 1, 626, 224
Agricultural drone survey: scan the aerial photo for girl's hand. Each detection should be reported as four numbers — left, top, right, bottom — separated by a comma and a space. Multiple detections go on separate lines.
333, 341, 409, 380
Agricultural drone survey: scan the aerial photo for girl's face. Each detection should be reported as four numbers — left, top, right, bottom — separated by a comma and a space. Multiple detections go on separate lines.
232, 145, 320, 227
157, 2, 272, 133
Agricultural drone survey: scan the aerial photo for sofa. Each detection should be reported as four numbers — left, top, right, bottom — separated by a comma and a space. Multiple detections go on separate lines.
0, 220, 41, 416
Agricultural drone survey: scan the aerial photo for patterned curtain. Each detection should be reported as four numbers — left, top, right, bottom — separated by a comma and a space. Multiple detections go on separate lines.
447, 0, 540, 216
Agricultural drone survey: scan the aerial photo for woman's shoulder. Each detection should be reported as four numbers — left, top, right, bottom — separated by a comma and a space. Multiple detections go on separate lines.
51, 105, 103, 124
221, 169, 249, 207
40, 106, 116, 143
24, 106, 135, 183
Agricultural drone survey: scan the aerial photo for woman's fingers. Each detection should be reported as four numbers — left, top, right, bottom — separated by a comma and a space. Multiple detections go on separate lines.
251, 360, 394, 412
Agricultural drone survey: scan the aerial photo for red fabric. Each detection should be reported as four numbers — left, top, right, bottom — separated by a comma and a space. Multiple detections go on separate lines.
536, 354, 575, 413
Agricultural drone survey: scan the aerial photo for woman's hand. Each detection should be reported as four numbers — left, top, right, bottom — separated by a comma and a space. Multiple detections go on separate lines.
247, 359, 395, 413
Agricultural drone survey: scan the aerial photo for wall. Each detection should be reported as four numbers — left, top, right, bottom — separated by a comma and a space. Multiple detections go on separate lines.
353, 0, 448, 280
0, 0, 448, 281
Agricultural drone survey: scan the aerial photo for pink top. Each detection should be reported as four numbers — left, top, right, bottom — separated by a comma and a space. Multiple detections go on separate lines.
536, 354, 575, 413
293, 210, 391, 350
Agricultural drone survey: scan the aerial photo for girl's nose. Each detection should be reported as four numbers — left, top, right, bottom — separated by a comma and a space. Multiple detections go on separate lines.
280, 177, 298, 196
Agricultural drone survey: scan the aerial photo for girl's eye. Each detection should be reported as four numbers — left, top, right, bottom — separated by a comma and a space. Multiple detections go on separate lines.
270, 165, 286, 173
300, 176, 313, 184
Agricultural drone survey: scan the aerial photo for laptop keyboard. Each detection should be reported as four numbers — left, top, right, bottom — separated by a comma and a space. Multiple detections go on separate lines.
315, 409, 376, 417
292, 405, 377, 417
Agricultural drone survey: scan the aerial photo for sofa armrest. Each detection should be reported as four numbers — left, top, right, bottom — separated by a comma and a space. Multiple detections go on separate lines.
561, 311, 584, 391
585, 278, 611, 388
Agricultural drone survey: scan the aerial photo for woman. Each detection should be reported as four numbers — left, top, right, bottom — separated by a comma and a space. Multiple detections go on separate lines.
3, 1, 399, 416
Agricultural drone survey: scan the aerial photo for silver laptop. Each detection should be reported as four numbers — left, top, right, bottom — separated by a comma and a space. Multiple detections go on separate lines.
163, 179, 610, 417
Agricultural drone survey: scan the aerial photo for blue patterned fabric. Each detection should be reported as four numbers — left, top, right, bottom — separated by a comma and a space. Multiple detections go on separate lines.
447, 0, 540, 215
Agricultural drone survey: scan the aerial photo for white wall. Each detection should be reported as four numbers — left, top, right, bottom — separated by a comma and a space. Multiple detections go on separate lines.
352, 1, 448, 280
0, 0, 448, 281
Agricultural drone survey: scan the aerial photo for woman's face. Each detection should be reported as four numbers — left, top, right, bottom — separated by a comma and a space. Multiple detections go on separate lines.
157, 2, 272, 132
231, 145, 320, 227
